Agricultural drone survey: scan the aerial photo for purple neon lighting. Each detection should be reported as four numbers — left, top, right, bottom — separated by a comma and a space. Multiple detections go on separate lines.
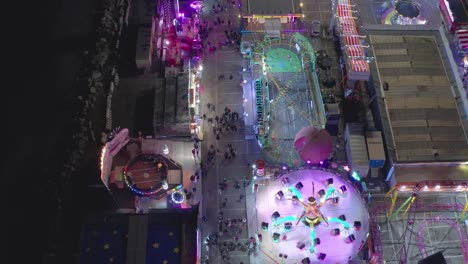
370, 203, 468, 263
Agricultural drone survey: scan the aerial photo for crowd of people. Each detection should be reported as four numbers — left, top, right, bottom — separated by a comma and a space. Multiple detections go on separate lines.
195, 1, 242, 56
202, 103, 242, 163
196, 1, 255, 263
203, 177, 256, 263
211, 213, 259, 261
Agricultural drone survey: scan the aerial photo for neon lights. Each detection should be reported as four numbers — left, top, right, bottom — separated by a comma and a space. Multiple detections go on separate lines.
351, 171, 361, 181
328, 217, 351, 229
100, 145, 107, 171
443, 0, 455, 22
274, 215, 298, 227
309, 229, 316, 252
288, 186, 303, 201
123, 154, 169, 196
171, 191, 185, 204
320, 187, 335, 204
361, 182, 368, 192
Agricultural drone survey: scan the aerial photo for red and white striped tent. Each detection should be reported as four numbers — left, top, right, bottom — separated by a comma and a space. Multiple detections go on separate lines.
348, 59, 370, 80
344, 36, 365, 57
345, 46, 365, 57
456, 29, 468, 52
350, 59, 369, 72
338, 0, 352, 5
337, 5, 353, 18
336, 0, 370, 80
344, 35, 361, 46
338, 17, 357, 34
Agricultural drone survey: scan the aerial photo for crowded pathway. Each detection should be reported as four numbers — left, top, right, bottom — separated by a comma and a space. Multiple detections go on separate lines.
198, 1, 261, 263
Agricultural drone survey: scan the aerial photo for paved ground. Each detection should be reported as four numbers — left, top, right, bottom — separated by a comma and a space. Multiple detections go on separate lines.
198, 1, 262, 263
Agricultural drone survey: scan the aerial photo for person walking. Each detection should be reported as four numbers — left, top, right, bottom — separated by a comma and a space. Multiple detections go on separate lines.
432, 146, 439, 160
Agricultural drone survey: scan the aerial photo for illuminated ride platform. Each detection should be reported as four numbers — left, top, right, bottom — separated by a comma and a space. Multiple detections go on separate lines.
123, 153, 169, 196
379, 0, 428, 25
253, 169, 369, 263
249, 33, 326, 166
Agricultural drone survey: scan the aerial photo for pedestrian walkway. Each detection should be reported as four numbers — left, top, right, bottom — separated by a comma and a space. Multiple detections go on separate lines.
198, 1, 262, 263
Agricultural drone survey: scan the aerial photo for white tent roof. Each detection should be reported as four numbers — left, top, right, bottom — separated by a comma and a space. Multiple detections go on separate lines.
264, 18, 281, 38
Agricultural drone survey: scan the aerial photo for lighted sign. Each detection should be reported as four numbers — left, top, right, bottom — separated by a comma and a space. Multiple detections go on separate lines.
108, 128, 129, 156
443, 0, 455, 22
351, 171, 361, 181
171, 191, 185, 204
100, 128, 130, 188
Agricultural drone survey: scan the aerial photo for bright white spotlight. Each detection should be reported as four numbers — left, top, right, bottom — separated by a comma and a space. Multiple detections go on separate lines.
162, 180, 169, 190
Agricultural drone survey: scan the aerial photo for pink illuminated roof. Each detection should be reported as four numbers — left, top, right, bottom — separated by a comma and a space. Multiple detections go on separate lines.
346, 46, 365, 57
344, 35, 361, 46
336, 1, 369, 75
457, 30, 468, 48
350, 59, 369, 72
338, 17, 357, 34
337, 5, 353, 17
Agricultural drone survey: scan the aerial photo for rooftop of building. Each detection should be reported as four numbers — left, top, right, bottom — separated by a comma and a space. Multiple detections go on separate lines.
242, 0, 302, 16
368, 33, 468, 163
79, 208, 198, 264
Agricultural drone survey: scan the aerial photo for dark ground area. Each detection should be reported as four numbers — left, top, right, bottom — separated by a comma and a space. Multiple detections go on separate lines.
6, 0, 117, 263
134, 89, 156, 135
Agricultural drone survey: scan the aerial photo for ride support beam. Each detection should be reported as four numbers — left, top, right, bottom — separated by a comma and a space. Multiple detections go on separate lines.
385, 187, 398, 219
390, 196, 413, 221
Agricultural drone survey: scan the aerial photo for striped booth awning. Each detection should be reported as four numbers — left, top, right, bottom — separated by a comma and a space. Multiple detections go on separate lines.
344, 35, 361, 46
345, 45, 365, 57
336, 0, 370, 80
337, 5, 353, 18
456, 29, 468, 52
338, 17, 357, 34
350, 59, 369, 72
338, 0, 352, 5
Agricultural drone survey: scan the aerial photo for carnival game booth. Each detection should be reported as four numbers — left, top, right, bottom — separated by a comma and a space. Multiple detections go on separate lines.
455, 29, 468, 57
439, 0, 468, 32
335, 0, 370, 82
